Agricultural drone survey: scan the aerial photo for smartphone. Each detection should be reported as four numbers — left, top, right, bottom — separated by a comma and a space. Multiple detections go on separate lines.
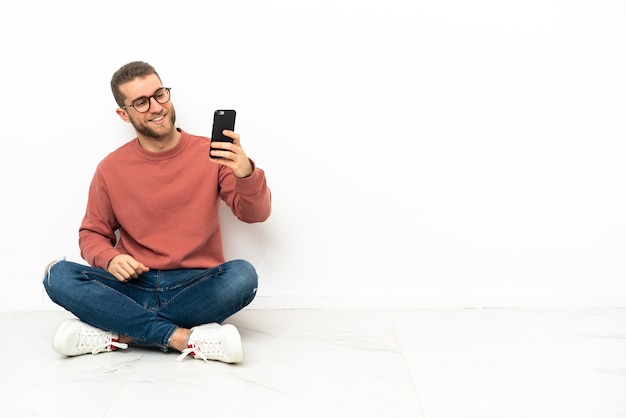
210, 109, 236, 157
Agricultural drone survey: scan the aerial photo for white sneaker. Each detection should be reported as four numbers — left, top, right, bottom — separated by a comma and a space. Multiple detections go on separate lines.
177, 323, 243, 364
53, 319, 128, 356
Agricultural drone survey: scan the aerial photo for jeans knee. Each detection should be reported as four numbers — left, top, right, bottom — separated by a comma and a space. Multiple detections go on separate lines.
232, 259, 258, 289
224, 260, 258, 308
42, 259, 67, 303
42, 260, 89, 302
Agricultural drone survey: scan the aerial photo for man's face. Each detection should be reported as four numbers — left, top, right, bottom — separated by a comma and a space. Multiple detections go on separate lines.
118, 74, 176, 139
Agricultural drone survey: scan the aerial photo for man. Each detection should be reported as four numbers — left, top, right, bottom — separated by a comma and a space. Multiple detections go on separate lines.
43, 61, 271, 364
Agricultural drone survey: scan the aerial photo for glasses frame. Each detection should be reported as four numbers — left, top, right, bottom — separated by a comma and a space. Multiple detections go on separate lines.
121, 87, 172, 113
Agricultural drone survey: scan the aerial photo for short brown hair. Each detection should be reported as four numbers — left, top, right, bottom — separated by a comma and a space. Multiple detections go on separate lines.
110, 61, 161, 107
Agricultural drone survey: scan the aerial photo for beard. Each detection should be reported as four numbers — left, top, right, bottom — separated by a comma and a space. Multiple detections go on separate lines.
130, 106, 177, 139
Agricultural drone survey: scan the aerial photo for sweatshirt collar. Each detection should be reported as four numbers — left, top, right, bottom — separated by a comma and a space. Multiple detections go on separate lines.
132, 128, 189, 161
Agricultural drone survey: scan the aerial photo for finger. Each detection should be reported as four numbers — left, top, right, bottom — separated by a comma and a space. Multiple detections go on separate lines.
113, 270, 129, 282
129, 259, 149, 273
117, 263, 147, 282
212, 139, 233, 152
210, 149, 235, 161
132, 263, 148, 276
222, 130, 239, 143
119, 267, 134, 280
114, 263, 137, 280
127, 264, 143, 279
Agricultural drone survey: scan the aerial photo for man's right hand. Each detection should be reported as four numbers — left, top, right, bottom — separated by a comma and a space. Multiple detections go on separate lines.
107, 254, 150, 282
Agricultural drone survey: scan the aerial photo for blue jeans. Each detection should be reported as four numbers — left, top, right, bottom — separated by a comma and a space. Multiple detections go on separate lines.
43, 259, 258, 349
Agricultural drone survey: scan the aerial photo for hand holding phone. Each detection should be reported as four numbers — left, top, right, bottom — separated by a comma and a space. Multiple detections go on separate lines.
210, 109, 236, 158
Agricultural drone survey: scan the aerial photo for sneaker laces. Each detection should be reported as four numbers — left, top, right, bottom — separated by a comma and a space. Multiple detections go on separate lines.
77, 327, 128, 355
177, 334, 224, 363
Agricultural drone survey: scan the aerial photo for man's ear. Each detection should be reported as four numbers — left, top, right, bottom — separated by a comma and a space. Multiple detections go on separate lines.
115, 108, 131, 122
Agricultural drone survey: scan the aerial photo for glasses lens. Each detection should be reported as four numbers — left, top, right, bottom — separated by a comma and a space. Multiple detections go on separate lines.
154, 88, 170, 104
132, 97, 150, 112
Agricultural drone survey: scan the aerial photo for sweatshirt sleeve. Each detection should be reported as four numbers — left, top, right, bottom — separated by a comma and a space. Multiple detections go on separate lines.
218, 159, 272, 223
78, 169, 122, 269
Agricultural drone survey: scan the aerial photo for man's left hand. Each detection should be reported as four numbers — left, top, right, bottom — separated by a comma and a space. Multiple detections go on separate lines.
210, 130, 254, 178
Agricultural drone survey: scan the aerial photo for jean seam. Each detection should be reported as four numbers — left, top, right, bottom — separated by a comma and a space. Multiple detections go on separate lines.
90, 281, 171, 346
160, 274, 210, 310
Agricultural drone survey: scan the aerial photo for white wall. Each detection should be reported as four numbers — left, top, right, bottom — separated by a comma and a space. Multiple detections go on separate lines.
1, 0, 625, 311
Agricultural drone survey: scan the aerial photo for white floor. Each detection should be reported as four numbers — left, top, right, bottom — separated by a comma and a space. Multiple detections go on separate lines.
1, 308, 625, 418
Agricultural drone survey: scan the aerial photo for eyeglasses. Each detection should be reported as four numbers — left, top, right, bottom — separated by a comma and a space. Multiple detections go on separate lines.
121, 87, 171, 113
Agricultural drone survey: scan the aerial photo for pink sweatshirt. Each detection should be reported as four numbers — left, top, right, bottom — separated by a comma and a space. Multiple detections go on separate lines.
78, 129, 271, 270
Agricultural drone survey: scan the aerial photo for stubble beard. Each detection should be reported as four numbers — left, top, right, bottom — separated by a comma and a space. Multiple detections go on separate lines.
131, 107, 177, 139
